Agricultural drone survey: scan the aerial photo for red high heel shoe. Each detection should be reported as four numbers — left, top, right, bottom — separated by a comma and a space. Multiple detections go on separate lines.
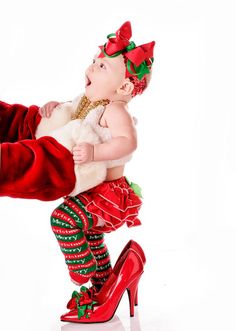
61, 247, 144, 323
66, 240, 146, 309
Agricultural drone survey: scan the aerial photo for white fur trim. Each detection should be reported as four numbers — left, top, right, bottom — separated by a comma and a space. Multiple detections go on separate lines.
35, 97, 106, 195
35, 94, 83, 138
35, 102, 73, 138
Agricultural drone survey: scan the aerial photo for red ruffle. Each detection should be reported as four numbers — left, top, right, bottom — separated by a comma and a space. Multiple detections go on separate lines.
78, 177, 142, 233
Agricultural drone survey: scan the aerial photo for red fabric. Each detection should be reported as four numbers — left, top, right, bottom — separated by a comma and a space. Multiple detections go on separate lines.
0, 100, 42, 142
0, 101, 75, 200
78, 176, 142, 233
98, 21, 132, 56
0, 136, 76, 201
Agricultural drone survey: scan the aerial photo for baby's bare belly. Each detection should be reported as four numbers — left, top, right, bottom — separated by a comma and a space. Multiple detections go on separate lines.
105, 165, 125, 181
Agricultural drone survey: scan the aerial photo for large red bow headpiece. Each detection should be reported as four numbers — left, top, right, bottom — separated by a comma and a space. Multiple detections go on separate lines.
98, 21, 155, 80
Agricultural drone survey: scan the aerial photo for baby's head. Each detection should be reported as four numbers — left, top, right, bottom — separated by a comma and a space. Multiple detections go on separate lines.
85, 22, 155, 103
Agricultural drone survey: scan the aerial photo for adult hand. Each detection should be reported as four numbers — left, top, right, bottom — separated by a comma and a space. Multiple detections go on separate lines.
39, 101, 60, 118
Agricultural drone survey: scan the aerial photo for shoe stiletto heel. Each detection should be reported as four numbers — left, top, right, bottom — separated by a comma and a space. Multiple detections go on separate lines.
61, 247, 145, 323
115, 239, 145, 310
135, 287, 138, 306
127, 274, 142, 317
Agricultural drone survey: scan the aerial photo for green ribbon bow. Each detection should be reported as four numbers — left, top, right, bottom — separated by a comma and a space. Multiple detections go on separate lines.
125, 177, 143, 198
126, 59, 152, 80
72, 286, 97, 319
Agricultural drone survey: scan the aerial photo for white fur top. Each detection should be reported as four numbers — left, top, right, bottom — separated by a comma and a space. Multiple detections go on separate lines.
35, 94, 133, 195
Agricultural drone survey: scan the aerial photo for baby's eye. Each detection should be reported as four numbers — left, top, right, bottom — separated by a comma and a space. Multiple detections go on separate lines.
100, 63, 106, 69
92, 59, 96, 64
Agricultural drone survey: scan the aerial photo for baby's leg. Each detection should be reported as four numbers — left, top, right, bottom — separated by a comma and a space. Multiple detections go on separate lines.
50, 196, 97, 285
84, 230, 112, 290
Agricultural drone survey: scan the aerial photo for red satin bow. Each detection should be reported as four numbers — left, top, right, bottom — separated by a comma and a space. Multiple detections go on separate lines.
99, 21, 132, 56
125, 41, 155, 67
98, 21, 155, 80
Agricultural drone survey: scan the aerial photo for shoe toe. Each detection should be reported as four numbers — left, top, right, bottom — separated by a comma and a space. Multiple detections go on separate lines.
61, 309, 77, 322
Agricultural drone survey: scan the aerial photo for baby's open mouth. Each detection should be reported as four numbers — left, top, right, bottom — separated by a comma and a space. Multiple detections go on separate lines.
85, 75, 92, 87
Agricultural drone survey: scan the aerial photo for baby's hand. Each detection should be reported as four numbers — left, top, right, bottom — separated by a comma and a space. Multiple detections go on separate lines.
72, 143, 94, 165
39, 101, 60, 118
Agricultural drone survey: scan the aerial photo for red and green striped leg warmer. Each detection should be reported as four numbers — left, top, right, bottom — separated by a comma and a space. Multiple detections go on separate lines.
85, 230, 113, 289
50, 196, 97, 285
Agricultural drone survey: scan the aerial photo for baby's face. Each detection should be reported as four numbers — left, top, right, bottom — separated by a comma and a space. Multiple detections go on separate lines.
85, 53, 126, 102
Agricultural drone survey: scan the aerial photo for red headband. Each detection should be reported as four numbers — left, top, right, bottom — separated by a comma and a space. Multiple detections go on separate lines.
98, 21, 155, 80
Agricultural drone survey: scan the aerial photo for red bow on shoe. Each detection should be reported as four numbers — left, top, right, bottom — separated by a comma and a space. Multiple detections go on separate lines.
67, 286, 97, 319
98, 21, 155, 80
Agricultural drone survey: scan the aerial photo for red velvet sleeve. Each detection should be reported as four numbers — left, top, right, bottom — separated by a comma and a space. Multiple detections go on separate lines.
0, 136, 76, 201
0, 101, 42, 142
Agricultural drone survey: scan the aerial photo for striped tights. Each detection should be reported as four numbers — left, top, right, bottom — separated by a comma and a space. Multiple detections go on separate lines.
50, 196, 112, 287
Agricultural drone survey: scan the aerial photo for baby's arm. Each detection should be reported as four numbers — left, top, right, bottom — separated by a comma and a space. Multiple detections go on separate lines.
73, 104, 137, 164
94, 104, 137, 161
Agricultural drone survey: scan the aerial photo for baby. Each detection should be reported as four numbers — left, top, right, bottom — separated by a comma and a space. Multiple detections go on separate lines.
46, 21, 155, 322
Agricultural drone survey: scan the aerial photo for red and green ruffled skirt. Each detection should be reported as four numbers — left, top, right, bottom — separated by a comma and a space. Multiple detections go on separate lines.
78, 176, 142, 233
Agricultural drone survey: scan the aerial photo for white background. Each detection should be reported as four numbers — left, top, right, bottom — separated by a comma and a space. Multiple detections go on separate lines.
0, 0, 236, 330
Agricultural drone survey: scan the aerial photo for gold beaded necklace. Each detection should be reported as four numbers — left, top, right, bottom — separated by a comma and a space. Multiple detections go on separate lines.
71, 95, 110, 120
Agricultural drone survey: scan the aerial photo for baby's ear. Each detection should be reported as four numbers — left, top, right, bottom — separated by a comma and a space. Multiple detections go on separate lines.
117, 78, 134, 96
